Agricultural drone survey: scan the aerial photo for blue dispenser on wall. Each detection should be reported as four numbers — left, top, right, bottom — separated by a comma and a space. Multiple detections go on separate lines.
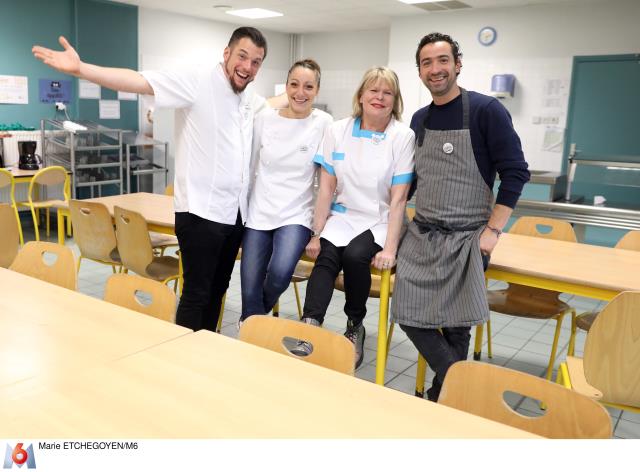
491, 74, 516, 98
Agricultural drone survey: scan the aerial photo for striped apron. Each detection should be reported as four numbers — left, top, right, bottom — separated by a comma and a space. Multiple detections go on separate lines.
392, 89, 493, 328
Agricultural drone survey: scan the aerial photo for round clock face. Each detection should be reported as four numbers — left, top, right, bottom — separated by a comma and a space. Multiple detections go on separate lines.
478, 26, 497, 46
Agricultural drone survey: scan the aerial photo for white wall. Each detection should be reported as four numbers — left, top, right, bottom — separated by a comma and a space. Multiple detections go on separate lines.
388, 0, 640, 171
137, 8, 291, 183
300, 29, 389, 120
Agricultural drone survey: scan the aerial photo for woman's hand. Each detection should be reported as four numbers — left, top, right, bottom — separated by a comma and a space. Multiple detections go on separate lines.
32, 36, 81, 76
305, 236, 321, 260
373, 249, 396, 271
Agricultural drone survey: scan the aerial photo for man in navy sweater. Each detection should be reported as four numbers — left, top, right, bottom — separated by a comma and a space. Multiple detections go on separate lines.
392, 32, 530, 401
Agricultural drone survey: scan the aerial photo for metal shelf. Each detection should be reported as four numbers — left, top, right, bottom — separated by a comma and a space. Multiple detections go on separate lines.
41, 119, 124, 198
122, 132, 169, 193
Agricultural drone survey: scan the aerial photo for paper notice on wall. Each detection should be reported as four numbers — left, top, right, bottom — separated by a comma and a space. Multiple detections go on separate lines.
79, 79, 101, 99
541, 126, 564, 153
99, 100, 120, 119
0, 75, 28, 104
118, 91, 138, 101
542, 78, 569, 109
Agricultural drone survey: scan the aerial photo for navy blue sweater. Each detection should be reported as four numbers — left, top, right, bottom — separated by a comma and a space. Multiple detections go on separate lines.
410, 91, 530, 208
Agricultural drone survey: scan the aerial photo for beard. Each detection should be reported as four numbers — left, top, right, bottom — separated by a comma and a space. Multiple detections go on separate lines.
224, 60, 251, 94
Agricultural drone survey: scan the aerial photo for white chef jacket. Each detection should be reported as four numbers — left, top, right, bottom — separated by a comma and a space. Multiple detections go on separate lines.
247, 107, 332, 230
316, 117, 415, 248
141, 63, 266, 225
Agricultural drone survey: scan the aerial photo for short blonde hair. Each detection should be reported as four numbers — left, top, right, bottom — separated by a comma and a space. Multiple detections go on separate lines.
352, 67, 404, 121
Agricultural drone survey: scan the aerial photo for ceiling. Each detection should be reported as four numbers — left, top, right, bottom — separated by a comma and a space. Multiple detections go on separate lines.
117, 0, 593, 34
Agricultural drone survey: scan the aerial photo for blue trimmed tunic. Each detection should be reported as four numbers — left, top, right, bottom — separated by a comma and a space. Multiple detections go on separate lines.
315, 116, 415, 248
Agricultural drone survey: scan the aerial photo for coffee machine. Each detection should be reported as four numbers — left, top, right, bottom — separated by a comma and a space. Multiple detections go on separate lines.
18, 141, 41, 171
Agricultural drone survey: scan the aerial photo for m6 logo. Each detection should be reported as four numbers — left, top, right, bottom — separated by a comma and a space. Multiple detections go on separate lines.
3, 444, 36, 469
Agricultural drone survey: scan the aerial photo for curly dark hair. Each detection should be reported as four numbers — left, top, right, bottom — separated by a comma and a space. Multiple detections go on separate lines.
228, 27, 268, 59
415, 32, 462, 69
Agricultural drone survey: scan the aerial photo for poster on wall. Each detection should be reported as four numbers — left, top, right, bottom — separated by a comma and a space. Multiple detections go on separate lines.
118, 91, 138, 101
99, 100, 120, 119
0, 75, 28, 104
39, 79, 72, 103
79, 79, 101, 99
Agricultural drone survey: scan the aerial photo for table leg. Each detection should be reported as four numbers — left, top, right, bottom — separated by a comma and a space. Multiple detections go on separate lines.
375, 268, 392, 385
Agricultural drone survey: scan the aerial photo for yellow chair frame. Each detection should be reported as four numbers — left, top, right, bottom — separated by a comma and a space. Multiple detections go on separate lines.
16, 166, 70, 242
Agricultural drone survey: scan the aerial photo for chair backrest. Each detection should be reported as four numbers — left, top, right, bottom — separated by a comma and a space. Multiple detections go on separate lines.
114, 205, 154, 276
104, 273, 176, 322
439, 361, 611, 439
29, 166, 70, 202
69, 200, 119, 262
9, 241, 76, 290
0, 204, 20, 268
239, 316, 355, 375
0, 168, 14, 191
615, 230, 640, 251
509, 216, 577, 242
583, 291, 640, 407
164, 184, 174, 196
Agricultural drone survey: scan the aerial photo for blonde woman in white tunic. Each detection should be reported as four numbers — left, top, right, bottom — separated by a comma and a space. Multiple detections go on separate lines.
240, 59, 332, 323
296, 67, 415, 368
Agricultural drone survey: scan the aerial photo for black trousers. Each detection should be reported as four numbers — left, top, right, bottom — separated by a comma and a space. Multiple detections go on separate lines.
399, 253, 490, 402
174, 211, 243, 331
400, 325, 471, 402
303, 230, 381, 326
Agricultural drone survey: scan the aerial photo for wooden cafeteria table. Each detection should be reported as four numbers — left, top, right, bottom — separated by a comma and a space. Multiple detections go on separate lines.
487, 232, 640, 301
469, 232, 640, 356
0, 329, 538, 438
0, 268, 191, 388
85, 191, 175, 235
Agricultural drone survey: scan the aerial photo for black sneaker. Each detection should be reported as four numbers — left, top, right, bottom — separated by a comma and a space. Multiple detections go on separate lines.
289, 318, 321, 357
344, 320, 366, 369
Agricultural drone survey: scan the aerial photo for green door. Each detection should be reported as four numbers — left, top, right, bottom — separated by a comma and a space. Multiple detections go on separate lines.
565, 54, 640, 208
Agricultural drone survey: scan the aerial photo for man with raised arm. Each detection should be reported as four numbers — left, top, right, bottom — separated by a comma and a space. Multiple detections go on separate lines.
34, 27, 273, 332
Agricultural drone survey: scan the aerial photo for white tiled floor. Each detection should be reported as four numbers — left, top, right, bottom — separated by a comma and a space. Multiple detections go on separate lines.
29, 226, 639, 439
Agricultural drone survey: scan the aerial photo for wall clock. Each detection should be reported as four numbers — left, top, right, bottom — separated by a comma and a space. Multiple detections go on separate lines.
478, 26, 497, 46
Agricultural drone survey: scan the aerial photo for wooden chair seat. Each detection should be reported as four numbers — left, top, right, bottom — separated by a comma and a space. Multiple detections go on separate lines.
568, 230, 640, 356
239, 315, 355, 375
114, 206, 180, 287
575, 310, 598, 331
565, 356, 603, 400
104, 273, 177, 323
0, 204, 20, 268
0, 168, 24, 245
335, 273, 395, 298
440, 361, 611, 438
560, 291, 640, 413
145, 256, 180, 281
10, 241, 77, 291
31, 199, 67, 209
291, 260, 314, 283
149, 232, 179, 249
69, 200, 122, 273
487, 286, 571, 319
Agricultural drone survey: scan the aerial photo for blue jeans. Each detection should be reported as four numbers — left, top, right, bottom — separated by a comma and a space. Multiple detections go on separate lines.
240, 225, 311, 319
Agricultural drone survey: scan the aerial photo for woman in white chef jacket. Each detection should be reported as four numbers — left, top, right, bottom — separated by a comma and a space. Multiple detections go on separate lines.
297, 67, 415, 368
240, 59, 332, 323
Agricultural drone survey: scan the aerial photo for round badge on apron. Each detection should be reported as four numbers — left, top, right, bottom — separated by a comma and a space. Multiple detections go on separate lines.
442, 142, 454, 154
